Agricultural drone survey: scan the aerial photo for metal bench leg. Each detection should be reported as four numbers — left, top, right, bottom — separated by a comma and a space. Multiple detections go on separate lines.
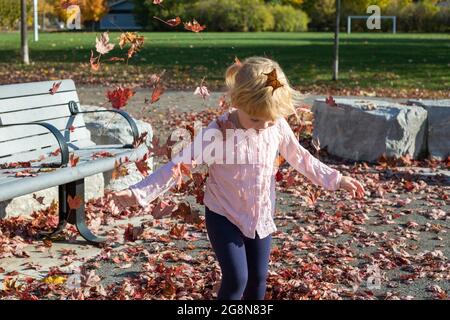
38, 184, 70, 239
41, 179, 105, 245
67, 179, 105, 245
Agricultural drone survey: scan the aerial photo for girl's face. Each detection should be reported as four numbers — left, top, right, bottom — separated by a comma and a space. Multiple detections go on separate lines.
236, 109, 276, 131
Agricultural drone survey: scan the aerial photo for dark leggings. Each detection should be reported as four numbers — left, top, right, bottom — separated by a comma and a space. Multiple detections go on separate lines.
205, 206, 272, 300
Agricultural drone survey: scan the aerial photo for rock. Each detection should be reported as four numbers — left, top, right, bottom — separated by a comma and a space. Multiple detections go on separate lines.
407, 99, 450, 160
80, 105, 154, 191
312, 98, 428, 163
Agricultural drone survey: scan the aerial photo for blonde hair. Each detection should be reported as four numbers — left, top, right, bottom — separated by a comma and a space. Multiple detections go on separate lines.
225, 56, 302, 122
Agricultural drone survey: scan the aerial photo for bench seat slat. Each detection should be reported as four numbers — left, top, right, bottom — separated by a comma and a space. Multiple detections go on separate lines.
0, 144, 148, 201
0, 144, 125, 185
0, 144, 129, 187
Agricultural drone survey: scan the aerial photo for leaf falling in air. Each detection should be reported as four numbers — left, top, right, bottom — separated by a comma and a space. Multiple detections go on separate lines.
95, 32, 115, 55
153, 16, 181, 27
183, 19, 206, 33
106, 86, 135, 110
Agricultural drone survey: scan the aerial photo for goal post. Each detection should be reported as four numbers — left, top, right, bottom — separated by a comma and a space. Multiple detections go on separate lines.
347, 16, 397, 34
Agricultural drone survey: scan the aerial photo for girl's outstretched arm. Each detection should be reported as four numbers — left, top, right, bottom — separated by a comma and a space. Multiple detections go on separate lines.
278, 117, 365, 198
110, 118, 222, 211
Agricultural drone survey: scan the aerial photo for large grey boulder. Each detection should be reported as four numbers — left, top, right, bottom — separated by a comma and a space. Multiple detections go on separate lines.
81, 105, 154, 192
312, 98, 428, 163
407, 99, 450, 160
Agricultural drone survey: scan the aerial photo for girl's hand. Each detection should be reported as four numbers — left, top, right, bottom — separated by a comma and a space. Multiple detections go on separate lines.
339, 176, 365, 199
108, 189, 139, 212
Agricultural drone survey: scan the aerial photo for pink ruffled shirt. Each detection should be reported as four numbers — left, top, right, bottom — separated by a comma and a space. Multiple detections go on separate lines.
129, 109, 342, 239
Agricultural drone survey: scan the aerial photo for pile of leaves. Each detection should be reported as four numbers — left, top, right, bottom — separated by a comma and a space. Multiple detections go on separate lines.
1, 102, 449, 299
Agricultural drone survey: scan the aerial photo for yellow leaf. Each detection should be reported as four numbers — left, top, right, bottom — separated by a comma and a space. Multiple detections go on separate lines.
42, 275, 66, 285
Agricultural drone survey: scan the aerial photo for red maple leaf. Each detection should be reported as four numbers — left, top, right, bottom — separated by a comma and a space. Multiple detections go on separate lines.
124, 223, 144, 242
132, 131, 148, 148
169, 224, 186, 239
194, 188, 204, 205
306, 189, 321, 206
106, 86, 135, 110
90, 50, 101, 71
326, 96, 337, 107
135, 153, 151, 176
275, 170, 283, 182
91, 151, 115, 159
67, 195, 83, 211
15, 169, 37, 177
145, 83, 165, 105
147, 136, 170, 158
172, 162, 195, 188
49, 81, 62, 95
50, 148, 61, 156
151, 199, 175, 219
69, 153, 79, 167
184, 19, 206, 33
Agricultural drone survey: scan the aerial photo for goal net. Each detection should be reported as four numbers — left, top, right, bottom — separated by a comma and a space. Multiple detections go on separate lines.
347, 16, 397, 34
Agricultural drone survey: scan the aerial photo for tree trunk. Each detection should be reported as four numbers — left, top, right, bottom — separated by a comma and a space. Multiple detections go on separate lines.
21, 0, 30, 65
332, 0, 341, 81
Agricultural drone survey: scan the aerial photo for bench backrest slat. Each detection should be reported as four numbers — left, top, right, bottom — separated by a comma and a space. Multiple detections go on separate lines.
0, 80, 76, 99
0, 80, 94, 165
0, 102, 75, 124
0, 116, 87, 142
0, 91, 79, 114
0, 127, 89, 157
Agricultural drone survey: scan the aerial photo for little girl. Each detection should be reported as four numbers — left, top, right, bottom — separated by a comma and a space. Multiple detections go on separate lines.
111, 56, 365, 300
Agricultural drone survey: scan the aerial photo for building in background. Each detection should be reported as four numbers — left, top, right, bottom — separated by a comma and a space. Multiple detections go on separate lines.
99, 0, 141, 30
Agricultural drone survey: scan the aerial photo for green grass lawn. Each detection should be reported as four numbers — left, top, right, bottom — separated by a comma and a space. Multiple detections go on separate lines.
0, 32, 449, 93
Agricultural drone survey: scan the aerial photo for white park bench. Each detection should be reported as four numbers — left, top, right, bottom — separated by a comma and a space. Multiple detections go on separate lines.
0, 79, 148, 245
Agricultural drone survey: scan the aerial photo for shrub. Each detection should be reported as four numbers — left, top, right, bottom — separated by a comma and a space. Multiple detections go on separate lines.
270, 4, 309, 31
188, 0, 275, 32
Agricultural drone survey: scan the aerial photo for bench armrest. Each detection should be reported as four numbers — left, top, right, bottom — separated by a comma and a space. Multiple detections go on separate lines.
68, 101, 139, 148
0, 122, 70, 166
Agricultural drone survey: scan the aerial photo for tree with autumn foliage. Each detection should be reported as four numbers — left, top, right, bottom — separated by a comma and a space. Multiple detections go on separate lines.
0, 0, 33, 29
50, 0, 108, 30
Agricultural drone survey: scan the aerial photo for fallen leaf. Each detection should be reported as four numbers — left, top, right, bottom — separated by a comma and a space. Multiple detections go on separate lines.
49, 81, 62, 95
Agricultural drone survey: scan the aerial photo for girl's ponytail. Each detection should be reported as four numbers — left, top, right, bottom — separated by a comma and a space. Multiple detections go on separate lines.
225, 62, 241, 90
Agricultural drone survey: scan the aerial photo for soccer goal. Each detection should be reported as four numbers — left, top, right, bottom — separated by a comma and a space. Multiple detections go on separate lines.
347, 16, 397, 34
